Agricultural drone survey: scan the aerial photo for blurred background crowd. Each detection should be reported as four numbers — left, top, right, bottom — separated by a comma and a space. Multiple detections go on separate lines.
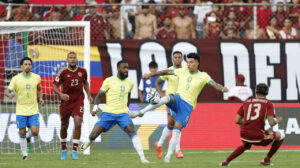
0, 0, 299, 40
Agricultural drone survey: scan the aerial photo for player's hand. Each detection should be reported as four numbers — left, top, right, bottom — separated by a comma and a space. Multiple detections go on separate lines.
88, 96, 93, 103
39, 98, 45, 106
60, 93, 69, 101
7, 93, 15, 99
222, 87, 229, 93
143, 73, 151, 79
277, 116, 283, 124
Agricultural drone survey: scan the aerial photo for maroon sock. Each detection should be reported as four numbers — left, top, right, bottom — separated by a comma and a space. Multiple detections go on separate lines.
226, 143, 251, 163
72, 143, 78, 151
266, 140, 284, 159
61, 142, 67, 150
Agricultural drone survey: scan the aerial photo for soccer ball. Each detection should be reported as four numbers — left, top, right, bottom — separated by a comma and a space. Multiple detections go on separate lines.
146, 90, 160, 104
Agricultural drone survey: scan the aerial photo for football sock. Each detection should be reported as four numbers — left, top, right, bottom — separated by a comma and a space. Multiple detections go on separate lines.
20, 136, 28, 157
72, 139, 80, 151
165, 129, 181, 159
140, 96, 170, 114
61, 138, 67, 150
175, 132, 181, 152
226, 143, 251, 162
131, 134, 145, 160
157, 127, 172, 147
266, 139, 284, 159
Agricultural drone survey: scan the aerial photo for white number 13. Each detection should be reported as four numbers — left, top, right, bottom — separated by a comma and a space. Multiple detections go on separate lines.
246, 103, 261, 121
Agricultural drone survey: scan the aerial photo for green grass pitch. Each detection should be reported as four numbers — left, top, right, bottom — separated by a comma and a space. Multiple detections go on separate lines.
1, 149, 299, 168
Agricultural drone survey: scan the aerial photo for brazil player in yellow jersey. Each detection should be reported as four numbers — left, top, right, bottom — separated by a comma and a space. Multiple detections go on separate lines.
154, 51, 184, 159
4, 57, 44, 160
80, 60, 149, 163
130, 53, 228, 163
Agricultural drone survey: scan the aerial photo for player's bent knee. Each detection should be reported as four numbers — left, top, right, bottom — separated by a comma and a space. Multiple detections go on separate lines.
278, 132, 285, 141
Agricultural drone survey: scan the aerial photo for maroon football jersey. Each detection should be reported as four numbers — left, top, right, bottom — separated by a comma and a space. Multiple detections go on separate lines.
156, 28, 177, 39
238, 97, 275, 141
53, 66, 87, 104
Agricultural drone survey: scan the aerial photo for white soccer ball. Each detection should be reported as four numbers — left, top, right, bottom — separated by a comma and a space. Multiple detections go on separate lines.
146, 90, 160, 104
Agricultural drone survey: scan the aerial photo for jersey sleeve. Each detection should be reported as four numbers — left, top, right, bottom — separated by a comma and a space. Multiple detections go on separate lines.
173, 68, 183, 76
7, 76, 16, 92
266, 101, 276, 117
138, 79, 144, 91
53, 69, 64, 86
237, 105, 244, 116
160, 75, 168, 81
129, 80, 134, 92
37, 75, 42, 88
83, 68, 88, 81
204, 72, 213, 84
100, 78, 110, 93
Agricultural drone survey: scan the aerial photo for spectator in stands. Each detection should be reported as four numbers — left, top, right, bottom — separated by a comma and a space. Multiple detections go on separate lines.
203, 12, 221, 39
273, 2, 289, 28
166, 0, 190, 18
108, 6, 128, 39
6, 33, 23, 68
172, 6, 195, 39
289, 0, 300, 24
30, 7, 42, 21
121, 0, 138, 39
221, 28, 238, 39
193, 0, 213, 38
102, 0, 117, 19
60, 6, 75, 21
224, 0, 250, 30
227, 74, 253, 101
149, 0, 164, 28
221, 20, 240, 38
225, 11, 240, 31
257, 0, 273, 29
9, 6, 32, 21
134, 5, 157, 39
265, 15, 282, 39
47, 8, 61, 21
279, 17, 298, 39
74, 6, 86, 21
83, 5, 109, 40
156, 14, 177, 39
0, 1, 7, 21
244, 18, 266, 39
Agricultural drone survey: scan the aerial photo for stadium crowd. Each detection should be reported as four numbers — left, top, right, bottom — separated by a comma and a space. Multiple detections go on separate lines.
0, 0, 299, 39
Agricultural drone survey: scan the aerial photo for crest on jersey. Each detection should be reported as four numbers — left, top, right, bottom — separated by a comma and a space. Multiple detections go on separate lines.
26, 84, 30, 89
121, 86, 125, 92
67, 75, 70, 77
78, 72, 82, 77
187, 77, 192, 82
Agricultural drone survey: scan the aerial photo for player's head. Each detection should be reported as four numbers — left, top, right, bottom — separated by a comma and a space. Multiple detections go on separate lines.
255, 83, 269, 97
117, 60, 129, 79
67, 52, 77, 69
20, 57, 33, 73
149, 61, 158, 73
235, 74, 245, 85
187, 53, 199, 72
141, 5, 149, 15
172, 51, 183, 67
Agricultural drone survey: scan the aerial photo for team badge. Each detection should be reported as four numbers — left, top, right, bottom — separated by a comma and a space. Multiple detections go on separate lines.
121, 86, 125, 92
78, 72, 82, 77
26, 84, 30, 89
187, 77, 192, 82
67, 75, 70, 77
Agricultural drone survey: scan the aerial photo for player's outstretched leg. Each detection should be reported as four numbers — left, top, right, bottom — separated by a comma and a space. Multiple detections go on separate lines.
219, 142, 251, 166
130, 133, 149, 163
164, 127, 181, 163
81, 125, 104, 151
130, 96, 171, 118
155, 126, 172, 159
260, 132, 285, 166
175, 132, 183, 159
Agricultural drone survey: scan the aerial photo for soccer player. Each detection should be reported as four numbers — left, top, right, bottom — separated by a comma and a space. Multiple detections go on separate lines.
154, 51, 184, 159
130, 53, 228, 163
80, 60, 149, 164
53, 52, 93, 160
220, 83, 285, 166
4, 57, 44, 160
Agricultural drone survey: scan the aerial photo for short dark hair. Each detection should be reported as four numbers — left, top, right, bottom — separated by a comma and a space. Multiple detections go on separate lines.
173, 51, 182, 56
20, 57, 33, 66
67, 52, 76, 57
256, 83, 269, 96
187, 53, 200, 63
117, 60, 127, 67
141, 5, 149, 9
149, 61, 158, 68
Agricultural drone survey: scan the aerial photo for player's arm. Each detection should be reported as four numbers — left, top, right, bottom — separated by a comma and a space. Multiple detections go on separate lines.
4, 89, 15, 99
235, 114, 243, 125
53, 84, 69, 101
155, 78, 165, 97
143, 69, 173, 79
83, 77, 93, 103
267, 116, 283, 127
92, 89, 105, 116
127, 93, 131, 108
37, 84, 44, 106
209, 81, 229, 93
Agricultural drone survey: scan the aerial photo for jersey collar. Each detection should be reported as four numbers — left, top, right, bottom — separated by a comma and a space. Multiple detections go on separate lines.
21, 72, 32, 79
67, 66, 78, 72
189, 70, 200, 75
116, 75, 127, 81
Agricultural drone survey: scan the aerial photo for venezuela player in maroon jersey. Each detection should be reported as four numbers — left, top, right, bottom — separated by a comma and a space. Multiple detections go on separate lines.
53, 52, 93, 160
220, 83, 285, 166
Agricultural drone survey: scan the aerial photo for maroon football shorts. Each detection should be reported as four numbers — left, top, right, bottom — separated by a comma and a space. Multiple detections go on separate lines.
60, 101, 84, 122
241, 130, 276, 146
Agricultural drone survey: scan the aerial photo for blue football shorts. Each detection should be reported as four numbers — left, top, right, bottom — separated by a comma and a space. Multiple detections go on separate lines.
16, 114, 40, 129
95, 112, 133, 132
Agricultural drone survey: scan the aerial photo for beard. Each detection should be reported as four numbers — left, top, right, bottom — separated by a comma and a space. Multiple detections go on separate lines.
69, 64, 77, 69
120, 72, 128, 79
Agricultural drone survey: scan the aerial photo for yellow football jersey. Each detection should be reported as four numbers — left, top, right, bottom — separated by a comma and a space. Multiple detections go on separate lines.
174, 67, 213, 109
8, 73, 41, 116
101, 76, 133, 114
160, 66, 182, 95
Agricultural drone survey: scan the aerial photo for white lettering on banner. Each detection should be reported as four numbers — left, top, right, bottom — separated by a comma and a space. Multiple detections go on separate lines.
286, 118, 300, 134
171, 42, 198, 66
254, 43, 281, 100
106, 42, 138, 99
0, 114, 9, 142
0, 113, 101, 144
286, 43, 300, 100
220, 42, 250, 100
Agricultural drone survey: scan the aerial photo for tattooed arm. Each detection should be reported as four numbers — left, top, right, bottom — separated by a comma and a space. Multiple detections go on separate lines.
143, 69, 173, 79
209, 81, 229, 93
